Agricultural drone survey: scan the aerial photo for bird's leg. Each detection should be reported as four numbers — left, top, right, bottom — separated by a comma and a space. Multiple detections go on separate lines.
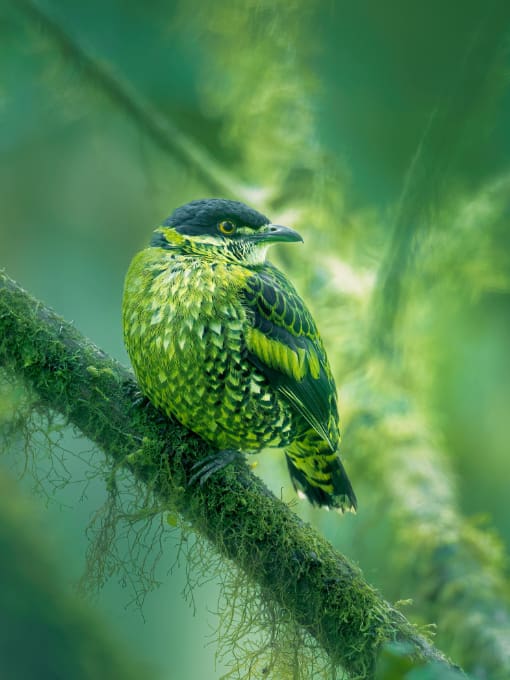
189, 449, 244, 486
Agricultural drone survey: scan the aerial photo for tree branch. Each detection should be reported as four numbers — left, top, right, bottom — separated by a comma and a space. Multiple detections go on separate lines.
15, 0, 259, 203
0, 272, 462, 678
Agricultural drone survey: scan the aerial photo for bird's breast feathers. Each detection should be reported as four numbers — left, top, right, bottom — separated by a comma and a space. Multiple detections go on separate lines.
123, 247, 339, 449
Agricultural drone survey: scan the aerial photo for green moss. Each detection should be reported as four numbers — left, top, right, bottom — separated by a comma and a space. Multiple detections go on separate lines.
0, 464, 146, 679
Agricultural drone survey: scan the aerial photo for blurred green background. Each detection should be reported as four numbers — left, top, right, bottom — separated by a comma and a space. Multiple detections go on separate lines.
1, 0, 509, 678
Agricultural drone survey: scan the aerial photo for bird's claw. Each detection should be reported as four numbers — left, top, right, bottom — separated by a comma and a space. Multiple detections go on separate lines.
130, 391, 169, 424
131, 392, 149, 409
189, 449, 243, 486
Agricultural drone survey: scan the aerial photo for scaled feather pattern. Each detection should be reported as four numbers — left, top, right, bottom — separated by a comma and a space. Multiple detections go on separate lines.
122, 198, 356, 511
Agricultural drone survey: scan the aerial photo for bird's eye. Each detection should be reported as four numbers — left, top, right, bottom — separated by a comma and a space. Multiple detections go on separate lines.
218, 220, 237, 235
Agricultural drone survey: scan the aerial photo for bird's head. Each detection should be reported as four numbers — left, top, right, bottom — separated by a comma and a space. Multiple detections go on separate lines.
150, 198, 303, 265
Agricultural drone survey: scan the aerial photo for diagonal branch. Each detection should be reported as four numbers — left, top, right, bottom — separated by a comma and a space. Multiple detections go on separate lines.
0, 271, 462, 678
15, 0, 259, 203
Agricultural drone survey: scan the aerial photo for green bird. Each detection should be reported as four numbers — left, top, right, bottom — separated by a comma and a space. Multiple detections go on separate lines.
122, 198, 357, 512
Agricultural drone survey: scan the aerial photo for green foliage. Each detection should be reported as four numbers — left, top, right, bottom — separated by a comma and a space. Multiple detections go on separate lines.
1, 0, 510, 678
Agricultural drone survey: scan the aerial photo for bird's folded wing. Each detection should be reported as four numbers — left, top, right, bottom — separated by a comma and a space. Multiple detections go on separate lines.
242, 265, 337, 449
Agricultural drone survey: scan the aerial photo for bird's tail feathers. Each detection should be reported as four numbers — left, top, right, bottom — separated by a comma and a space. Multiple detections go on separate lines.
285, 438, 357, 513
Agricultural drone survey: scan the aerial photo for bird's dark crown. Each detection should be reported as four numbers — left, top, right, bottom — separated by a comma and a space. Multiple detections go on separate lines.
151, 198, 303, 262
163, 198, 269, 237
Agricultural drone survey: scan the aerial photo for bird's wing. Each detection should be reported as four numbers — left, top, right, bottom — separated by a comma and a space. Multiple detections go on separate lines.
241, 263, 338, 449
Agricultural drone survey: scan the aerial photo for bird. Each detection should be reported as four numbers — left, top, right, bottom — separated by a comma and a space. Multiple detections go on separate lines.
122, 198, 357, 512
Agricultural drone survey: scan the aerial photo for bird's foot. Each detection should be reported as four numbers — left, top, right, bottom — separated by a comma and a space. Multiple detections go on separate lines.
129, 390, 168, 424
129, 386, 151, 410
189, 449, 244, 486
131, 392, 149, 409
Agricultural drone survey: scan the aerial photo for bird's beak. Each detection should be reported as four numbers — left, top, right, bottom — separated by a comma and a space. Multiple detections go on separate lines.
251, 224, 303, 244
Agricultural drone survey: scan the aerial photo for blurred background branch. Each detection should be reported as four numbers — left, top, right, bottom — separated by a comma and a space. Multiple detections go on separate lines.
16, 0, 254, 202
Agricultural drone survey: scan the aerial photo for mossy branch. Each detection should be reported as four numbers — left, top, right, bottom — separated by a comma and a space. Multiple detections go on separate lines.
0, 272, 463, 678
